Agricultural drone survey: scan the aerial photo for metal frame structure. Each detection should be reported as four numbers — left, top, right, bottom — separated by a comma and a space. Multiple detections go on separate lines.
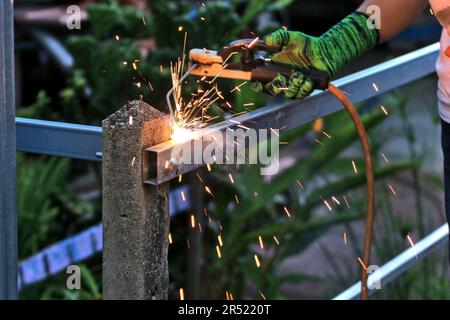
0, 0, 18, 300
16, 117, 102, 161
2, 2, 446, 298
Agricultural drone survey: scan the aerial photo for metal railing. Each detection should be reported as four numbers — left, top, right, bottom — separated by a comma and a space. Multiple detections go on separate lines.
334, 224, 449, 300
2, 4, 446, 297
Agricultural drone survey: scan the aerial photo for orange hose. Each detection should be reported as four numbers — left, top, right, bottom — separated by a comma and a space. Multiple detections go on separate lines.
328, 84, 375, 300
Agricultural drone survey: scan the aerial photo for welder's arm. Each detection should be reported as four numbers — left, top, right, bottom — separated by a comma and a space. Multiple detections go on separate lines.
255, 0, 428, 99
358, 0, 428, 43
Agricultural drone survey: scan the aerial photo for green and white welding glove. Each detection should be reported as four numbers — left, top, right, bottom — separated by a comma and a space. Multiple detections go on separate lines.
253, 12, 379, 99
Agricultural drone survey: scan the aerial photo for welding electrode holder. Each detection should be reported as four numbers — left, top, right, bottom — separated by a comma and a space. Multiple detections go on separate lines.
220, 39, 330, 90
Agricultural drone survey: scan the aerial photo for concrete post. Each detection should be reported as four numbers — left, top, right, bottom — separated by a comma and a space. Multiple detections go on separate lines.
102, 100, 171, 300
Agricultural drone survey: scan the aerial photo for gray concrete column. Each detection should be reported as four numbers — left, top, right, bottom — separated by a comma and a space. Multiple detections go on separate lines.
102, 100, 171, 300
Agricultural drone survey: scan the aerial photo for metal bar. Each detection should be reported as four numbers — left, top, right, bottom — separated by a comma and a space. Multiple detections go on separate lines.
333, 223, 449, 300
144, 43, 440, 185
16, 117, 102, 161
0, 0, 18, 300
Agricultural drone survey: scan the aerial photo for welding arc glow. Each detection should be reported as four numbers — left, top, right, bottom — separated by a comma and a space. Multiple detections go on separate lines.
171, 125, 196, 143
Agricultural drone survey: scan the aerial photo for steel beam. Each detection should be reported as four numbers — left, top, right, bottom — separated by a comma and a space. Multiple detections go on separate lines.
144, 43, 440, 185
0, 0, 18, 300
16, 117, 102, 161
333, 223, 449, 300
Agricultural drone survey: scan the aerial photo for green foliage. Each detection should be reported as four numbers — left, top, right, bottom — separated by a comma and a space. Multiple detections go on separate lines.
230, 0, 295, 35
87, 1, 153, 39
193, 104, 415, 299
17, 154, 69, 256
17, 90, 52, 119
54, 0, 297, 124
16, 153, 98, 299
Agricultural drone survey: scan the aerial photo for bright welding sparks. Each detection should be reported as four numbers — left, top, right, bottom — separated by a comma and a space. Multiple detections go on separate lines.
216, 245, 222, 258
273, 236, 280, 245
343, 232, 347, 245
388, 184, 397, 196
352, 160, 358, 174
190, 214, 196, 228
406, 234, 418, 258
181, 191, 186, 202
228, 173, 235, 184
322, 131, 332, 139
231, 81, 248, 93
270, 128, 279, 136
283, 206, 292, 218
372, 83, 379, 92
171, 124, 196, 143
167, 47, 249, 141
324, 200, 333, 211
226, 291, 234, 300
258, 236, 264, 249
179, 288, 185, 300
380, 105, 389, 115
381, 152, 389, 163
343, 195, 351, 208
168, 233, 173, 244
315, 139, 324, 146
205, 186, 214, 197
332, 196, 341, 205
258, 290, 267, 300
218, 234, 223, 247
254, 254, 261, 268
357, 257, 368, 270
247, 37, 259, 48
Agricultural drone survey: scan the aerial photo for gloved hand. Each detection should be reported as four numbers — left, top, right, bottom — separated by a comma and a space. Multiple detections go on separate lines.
253, 12, 379, 99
